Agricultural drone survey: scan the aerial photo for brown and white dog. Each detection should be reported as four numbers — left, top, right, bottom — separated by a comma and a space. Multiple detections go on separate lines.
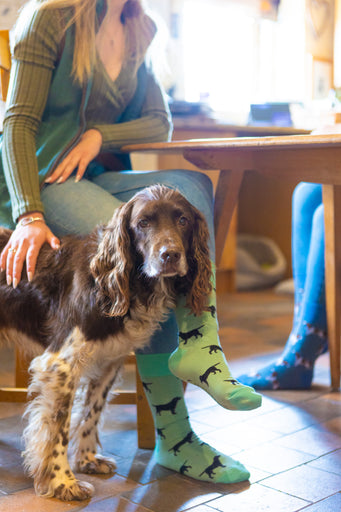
0, 185, 212, 501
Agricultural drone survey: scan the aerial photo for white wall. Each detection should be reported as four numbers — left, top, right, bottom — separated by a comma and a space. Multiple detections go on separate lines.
0, 0, 26, 29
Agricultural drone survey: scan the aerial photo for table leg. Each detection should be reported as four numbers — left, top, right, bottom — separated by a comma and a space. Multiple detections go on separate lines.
214, 169, 244, 266
323, 184, 341, 390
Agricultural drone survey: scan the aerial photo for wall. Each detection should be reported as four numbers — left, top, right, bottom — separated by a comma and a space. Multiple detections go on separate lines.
0, 0, 25, 29
306, 0, 335, 61
305, 0, 335, 103
335, 0, 341, 87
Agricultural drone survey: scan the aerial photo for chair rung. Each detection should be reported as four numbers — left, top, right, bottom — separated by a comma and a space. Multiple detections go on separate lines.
0, 387, 28, 402
109, 390, 136, 405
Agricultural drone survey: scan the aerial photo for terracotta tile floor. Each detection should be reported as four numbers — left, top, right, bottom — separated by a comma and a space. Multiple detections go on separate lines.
0, 289, 340, 511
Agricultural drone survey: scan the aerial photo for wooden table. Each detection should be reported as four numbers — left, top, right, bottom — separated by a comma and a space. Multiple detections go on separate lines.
123, 134, 341, 390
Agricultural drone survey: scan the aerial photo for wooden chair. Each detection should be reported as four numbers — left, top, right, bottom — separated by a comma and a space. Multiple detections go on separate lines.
0, 30, 10, 102
0, 29, 155, 450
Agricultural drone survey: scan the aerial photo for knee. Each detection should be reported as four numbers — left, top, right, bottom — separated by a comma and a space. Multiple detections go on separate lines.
158, 169, 214, 210
160, 169, 213, 191
293, 182, 322, 213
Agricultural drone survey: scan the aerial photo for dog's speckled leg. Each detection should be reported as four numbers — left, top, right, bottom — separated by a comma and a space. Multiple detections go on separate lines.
23, 329, 94, 501
70, 359, 123, 474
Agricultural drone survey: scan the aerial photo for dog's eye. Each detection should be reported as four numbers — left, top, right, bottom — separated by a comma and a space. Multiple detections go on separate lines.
138, 219, 150, 228
178, 216, 189, 226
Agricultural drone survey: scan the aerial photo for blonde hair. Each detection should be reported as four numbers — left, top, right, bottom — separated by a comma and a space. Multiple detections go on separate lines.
30, 0, 155, 84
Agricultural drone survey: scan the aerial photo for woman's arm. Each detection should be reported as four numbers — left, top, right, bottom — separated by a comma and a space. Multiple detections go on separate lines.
2, 7, 63, 222
1, 7, 64, 285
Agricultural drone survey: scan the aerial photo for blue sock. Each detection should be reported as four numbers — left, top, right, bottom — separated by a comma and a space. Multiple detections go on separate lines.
238, 186, 327, 390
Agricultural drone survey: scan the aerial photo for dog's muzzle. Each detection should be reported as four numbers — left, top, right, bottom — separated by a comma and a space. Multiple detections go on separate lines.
159, 245, 183, 275
146, 241, 188, 278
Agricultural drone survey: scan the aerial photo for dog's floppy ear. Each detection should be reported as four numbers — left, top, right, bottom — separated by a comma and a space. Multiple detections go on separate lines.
90, 200, 135, 317
186, 209, 213, 316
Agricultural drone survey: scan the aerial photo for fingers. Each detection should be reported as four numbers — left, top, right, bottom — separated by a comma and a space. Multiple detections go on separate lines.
45, 155, 79, 184
25, 242, 43, 283
6, 240, 40, 287
45, 130, 102, 184
0, 241, 18, 286
5, 242, 26, 288
46, 155, 90, 184
75, 159, 88, 183
0, 241, 10, 272
10, 244, 26, 288
2, 224, 60, 287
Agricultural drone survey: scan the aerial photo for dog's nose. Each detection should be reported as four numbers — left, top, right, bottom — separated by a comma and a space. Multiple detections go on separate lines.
160, 247, 181, 264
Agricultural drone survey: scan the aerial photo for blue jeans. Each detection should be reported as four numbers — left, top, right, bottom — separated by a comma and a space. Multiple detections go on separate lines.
41, 169, 214, 353
292, 182, 323, 294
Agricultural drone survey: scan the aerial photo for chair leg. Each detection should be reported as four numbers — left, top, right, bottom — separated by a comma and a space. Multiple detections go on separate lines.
323, 184, 341, 390
135, 365, 155, 449
15, 350, 31, 388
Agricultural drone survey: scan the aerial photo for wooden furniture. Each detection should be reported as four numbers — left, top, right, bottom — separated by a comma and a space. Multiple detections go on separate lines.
124, 134, 341, 391
0, 30, 10, 102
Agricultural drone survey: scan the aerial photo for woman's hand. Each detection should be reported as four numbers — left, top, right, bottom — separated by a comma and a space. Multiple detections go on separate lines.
0, 215, 60, 288
45, 129, 103, 184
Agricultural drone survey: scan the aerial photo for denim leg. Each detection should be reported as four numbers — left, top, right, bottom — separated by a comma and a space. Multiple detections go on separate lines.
292, 182, 323, 293
41, 178, 123, 237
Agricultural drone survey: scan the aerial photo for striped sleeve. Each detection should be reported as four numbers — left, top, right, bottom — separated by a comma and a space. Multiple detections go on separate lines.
88, 66, 173, 151
2, 7, 63, 222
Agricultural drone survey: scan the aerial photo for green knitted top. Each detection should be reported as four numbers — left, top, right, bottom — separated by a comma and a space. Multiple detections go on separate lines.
1, 5, 172, 222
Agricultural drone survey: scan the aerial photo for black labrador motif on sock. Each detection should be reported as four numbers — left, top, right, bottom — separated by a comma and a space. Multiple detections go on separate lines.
199, 455, 226, 479
142, 381, 153, 393
180, 460, 192, 475
207, 305, 216, 318
199, 363, 221, 386
153, 396, 182, 415
168, 431, 194, 455
157, 428, 166, 439
202, 345, 223, 354
179, 325, 204, 344
224, 378, 239, 385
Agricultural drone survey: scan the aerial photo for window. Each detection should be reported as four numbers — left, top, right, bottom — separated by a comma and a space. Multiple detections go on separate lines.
165, 0, 306, 122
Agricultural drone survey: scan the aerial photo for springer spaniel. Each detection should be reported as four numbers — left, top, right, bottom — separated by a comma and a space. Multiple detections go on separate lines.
0, 185, 212, 501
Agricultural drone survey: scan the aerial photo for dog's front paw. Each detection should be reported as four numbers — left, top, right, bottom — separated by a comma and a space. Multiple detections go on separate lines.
52, 479, 94, 501
76, 454, 117, 474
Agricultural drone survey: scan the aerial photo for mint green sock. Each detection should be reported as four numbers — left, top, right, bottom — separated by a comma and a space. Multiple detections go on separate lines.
135, 353, 250, 484
168, 273, 262, 411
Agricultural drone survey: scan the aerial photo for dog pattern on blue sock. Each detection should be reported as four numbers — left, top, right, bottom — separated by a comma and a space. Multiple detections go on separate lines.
239, 320, 328, 390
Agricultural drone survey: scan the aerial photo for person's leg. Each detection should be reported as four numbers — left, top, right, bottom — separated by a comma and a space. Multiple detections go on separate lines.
238, 183, 326, 390
291, 183, 324, 329
41, 178, 123, 236
94, 170, 262, 410
136, 316, 250, 483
